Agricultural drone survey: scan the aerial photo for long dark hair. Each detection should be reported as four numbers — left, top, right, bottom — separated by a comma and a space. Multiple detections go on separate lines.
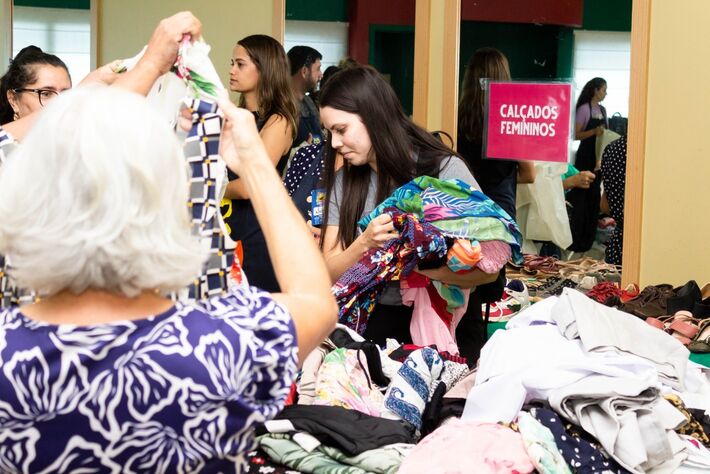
237, 35, 297, 138
458, 47, 511, 142
319, 65, 459, 249
576, 77, 606, 110
0, 45, 70, 124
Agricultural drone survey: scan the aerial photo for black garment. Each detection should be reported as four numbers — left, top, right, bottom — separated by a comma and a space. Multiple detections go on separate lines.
329, 327, 390, 386
454, 285, 487, 366
363, 303, 414, 347
221, 112, 289, 292
292, 95, 321, 149
421, 390, 466, 437
257, 405, 417, 456
600, 136, 627, 265
567, 103, 606, 252
457, 135, 517, 220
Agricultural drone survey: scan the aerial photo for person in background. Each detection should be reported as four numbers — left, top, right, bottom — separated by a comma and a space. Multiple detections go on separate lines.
287, 45, 323, 149
456, 48, 534, 360
457, 47, 535, 222
567, 77, 608, 252
0, 13, 337, 472
285, 64, 342, 224
222, 34, 298, 292
0, 46, 71, 125
0, 40, 122, 308
310, 64, 340, 108
319, 66, 499, 354
600, 135, 627, 265
574, 77, 608, 164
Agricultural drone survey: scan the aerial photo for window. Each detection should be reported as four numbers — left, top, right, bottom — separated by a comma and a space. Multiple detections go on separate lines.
573, 30, 630, 118
12, 4, 91, 83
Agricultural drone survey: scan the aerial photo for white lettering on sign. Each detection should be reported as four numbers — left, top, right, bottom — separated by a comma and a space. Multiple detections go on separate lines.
497, 104, 559, 137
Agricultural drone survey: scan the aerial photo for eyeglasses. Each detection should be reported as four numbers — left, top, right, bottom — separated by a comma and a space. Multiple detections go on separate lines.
12, 88, 59, 107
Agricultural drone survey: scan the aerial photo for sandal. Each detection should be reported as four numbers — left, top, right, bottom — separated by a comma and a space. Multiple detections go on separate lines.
688, 319, 710, 353
646, 311, 701, 346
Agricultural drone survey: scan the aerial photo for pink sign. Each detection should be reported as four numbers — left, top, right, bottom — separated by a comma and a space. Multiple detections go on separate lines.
485, 82, 572, 163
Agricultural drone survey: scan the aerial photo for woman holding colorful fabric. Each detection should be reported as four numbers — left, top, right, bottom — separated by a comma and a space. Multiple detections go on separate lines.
319, 66, 515, 354
221, 34, 298, 292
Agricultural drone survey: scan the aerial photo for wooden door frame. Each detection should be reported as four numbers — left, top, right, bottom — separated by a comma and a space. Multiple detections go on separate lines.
622, 0, 650, 286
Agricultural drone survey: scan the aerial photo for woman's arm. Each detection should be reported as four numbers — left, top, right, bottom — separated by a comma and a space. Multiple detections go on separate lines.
225, 113, 293, 199
415, 266, 498, 289
2, 12, 201, 142
575, 122, 603, 141
321, 214, 400, 283
218, 96, 336, 362
113, 12, 202, 95
517, 161, 536, 183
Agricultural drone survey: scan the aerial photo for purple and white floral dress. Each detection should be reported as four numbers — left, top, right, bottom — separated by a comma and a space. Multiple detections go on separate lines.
0, 286, 298, 473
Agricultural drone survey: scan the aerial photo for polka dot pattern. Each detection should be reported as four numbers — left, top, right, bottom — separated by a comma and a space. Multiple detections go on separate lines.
600, 136, 626, 266
528, 406, 627, 473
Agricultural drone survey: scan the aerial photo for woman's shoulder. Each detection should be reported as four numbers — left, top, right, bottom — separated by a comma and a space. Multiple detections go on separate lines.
201, 285, 295, 333
438, 155, 480, 188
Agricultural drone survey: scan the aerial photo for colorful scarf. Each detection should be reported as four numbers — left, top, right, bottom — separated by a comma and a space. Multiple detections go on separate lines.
334, 209, 447, 334
359, 176, 523, 263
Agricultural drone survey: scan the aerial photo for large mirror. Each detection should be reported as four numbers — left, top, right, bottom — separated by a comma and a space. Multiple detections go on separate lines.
455, 0, 632, 277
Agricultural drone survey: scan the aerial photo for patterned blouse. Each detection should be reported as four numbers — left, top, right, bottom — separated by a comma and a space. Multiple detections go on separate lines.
0, 286, 298, 472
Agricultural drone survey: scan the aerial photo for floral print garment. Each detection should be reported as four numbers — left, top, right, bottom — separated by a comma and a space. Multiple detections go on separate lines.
0, 286, 298, 473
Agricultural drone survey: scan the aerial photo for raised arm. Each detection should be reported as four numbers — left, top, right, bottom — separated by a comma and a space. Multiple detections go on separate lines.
113, 11, 202, 96
224, 113, 293, 199
321, 213, 400, 283
2, 12, 202, 142
218, 96, 337, 361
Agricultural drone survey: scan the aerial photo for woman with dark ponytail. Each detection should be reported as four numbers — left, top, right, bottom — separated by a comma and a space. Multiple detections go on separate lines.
567, 77, 608, 252
0, 46, 71, 124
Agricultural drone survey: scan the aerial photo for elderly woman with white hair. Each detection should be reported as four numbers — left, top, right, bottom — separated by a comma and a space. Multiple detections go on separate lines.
0, 15, 337, 474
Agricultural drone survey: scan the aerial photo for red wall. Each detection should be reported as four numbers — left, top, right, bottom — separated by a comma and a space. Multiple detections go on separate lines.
461, 0, 583, 26
348, 0, 584, 63
348, 0, 415, 63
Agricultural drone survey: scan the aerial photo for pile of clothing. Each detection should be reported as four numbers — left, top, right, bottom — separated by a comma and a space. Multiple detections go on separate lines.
462, 288, 710, 473
250, 289, 710, 473
246, 325, 473, 473
334, 177, 522, 353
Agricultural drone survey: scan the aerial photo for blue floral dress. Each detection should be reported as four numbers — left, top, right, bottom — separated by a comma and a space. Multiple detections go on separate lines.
0, 286, 298, 472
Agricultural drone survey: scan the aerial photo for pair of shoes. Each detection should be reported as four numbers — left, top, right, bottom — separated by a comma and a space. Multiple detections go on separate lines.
689, 319, 710, 353
485, 279, 530, 322
620, 284, 675, 318
619, 283, 640, 303
691, 283, 710, 318
524, 254, 559, 274
586, 282, 622, 306
548, 278, 578, 296
647, 310, 702, 346
598, 216, 616, 228
666, 280, 702, 315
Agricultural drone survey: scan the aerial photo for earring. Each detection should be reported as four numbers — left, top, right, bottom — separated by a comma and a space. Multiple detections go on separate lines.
12, 110, 19, 121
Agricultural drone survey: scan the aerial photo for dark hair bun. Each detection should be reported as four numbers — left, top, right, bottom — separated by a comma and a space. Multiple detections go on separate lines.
12, 45, 45, 64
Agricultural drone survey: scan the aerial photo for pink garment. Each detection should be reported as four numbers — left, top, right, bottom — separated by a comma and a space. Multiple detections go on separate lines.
476, 240, 512, 274
402, 286, 470, 355
398, 419, 535, 474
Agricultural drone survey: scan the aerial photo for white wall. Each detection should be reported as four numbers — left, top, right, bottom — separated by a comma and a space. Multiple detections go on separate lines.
12, 6, 91, 83
284, 20, 348, 71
